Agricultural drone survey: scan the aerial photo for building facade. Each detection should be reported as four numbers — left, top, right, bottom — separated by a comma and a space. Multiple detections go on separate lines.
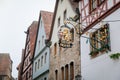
32, 11, 53, 80
18, 21, 38, 80
49, 0, 81, 80
80, 0, 120, 80
0, 53, 13, 80
17, 49, 25, 80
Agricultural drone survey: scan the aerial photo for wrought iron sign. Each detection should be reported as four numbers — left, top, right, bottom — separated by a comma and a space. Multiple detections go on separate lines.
87, 23, 111, 56
58, 25, 74, 48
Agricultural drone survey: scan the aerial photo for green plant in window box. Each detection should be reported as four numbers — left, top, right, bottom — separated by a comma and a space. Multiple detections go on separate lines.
89, 44, 109, 56
110, 53, 120, 60
89, 50, 99, 56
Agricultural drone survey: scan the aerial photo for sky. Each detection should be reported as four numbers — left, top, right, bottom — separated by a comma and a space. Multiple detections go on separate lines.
0, 0, 55, 78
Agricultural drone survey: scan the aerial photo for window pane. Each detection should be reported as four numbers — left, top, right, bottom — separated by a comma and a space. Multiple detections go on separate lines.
45, 53, 47, 63
65, 65, 69, 80
61, 67, 64, 80
70, 62, 74, 80
58, 17, 60, 27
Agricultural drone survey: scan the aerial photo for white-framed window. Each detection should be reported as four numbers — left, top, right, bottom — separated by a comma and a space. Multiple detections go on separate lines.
41, 56, 43, 66
45, 52, 47, 64
63, 9, 67, 21
35, 62, 37, 72
38, 59, 40, 69
42, 36, 44, 46
58, 17, 60, 27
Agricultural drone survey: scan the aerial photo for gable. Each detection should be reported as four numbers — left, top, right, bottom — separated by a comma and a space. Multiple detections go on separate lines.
34, 11, 53, 58
50, 0, 79, 46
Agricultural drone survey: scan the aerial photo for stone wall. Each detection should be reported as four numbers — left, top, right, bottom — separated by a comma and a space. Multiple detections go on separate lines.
49, 33, 81, 80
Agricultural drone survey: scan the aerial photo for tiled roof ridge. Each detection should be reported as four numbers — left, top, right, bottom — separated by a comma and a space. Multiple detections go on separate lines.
41, 11, 53, 39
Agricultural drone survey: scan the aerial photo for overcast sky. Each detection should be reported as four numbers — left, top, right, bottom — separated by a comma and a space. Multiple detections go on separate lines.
0, 0, 55, 78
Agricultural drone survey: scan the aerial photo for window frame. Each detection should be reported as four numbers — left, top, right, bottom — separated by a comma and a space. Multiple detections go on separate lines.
38, 59, 40, 69
58, 17, 60, 27
61, 67, 64, 80
41, 56, 43, 66
35, 62, 37, 72
45, 52, 47, 64
63, 9, 67, 21
54, 43, 57, 56
89, 0, 105, 13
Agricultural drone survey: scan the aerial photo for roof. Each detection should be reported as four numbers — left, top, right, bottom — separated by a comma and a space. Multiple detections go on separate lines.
28, 21, 38, 58
32, 10, 53, 60
49, 0, 79, 41
18, 21, 38, 77
0, 53, 12, 77
41, 11, 53, 39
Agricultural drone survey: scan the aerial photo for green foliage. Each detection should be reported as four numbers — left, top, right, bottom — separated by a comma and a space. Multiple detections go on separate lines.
89, 44, 109, 56
110, 53, 120, 59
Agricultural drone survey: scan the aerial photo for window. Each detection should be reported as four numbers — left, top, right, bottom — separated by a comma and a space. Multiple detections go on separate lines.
61, 67, 64, 80
54, 43, 57, 56
35, 62, 37, 72
26, 42, 30, 55
29, 68, 31, 78
45, 53, 47, 63
42, 36, 44, 45
38, 59, 40, 69
29, 56, 31, 61
41, 56, 43, 66
89, 23, 110, 56
70, 62, 74, 80
89, 0, 97, 12
44, 77, 47, 80
90, 31, 99, 53
63, 10, 67, 21
27, 59, 28, 66
70, 28, 74, 42
98, 0, 105, 5
89, 0, 105, 12
40, 20, 42, 27
58, 17, 60, 27
26, 71, 28, 80
55, 70, 58, 80
0, 76, 4, 80
59, 46, 62, 54
65, 65, 69, 80
38, 40, 40, 49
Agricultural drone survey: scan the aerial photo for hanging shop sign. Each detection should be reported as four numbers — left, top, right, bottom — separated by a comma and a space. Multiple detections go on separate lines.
58, 25, 74, 48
